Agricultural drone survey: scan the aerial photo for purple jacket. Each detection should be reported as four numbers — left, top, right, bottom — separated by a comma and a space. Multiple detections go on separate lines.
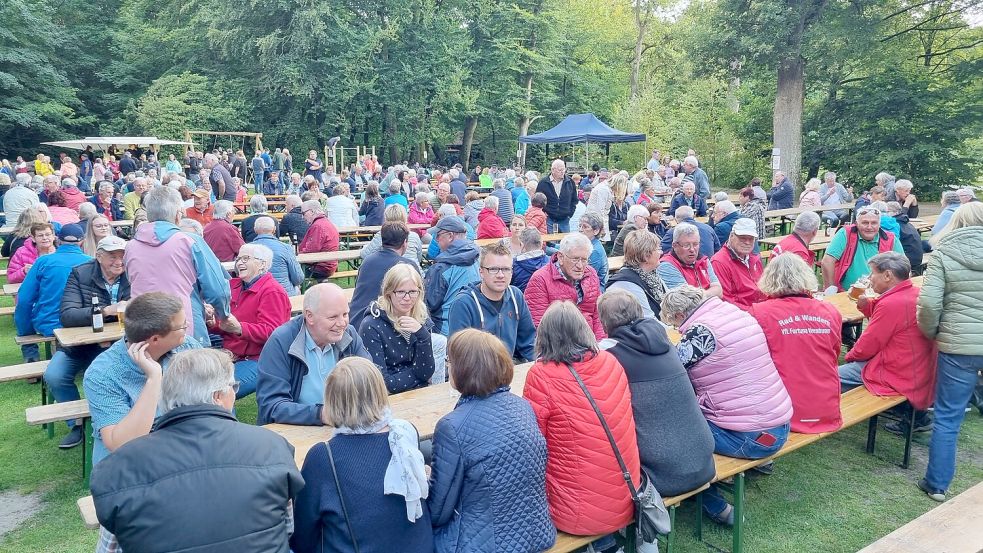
680, 296, 792, 432
124, 221, 231, 344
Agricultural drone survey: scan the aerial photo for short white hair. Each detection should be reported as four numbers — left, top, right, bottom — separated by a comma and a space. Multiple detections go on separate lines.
674, 205, 695, 220
794, 211, 821, 233
437, 204, 457, 217
484, 195, 499, 210
239, 242, 273, 265
161, 349, 233, 413
302, 199, 323, 214
213, 200, 235, 219
715, 200, 736, 215
144, 186, 184, 222
551, 159, 565, 170
627, 204, 649, 220
249, 194, 268, 213
254, 216, 276, 234
895, 179, 913, 192
672, 223, 700, 243
559, 232, 591, 254
684, 155, 699, 167
713, 191, 729, 202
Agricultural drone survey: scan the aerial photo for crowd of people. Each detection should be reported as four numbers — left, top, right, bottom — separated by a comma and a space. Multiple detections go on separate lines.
2, 145, 982, 553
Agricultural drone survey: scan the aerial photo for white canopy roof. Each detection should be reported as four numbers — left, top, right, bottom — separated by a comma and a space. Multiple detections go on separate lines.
41, 136, 195, 150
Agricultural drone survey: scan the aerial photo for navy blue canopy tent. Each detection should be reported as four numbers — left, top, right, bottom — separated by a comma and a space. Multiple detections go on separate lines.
518, 113, 645, 144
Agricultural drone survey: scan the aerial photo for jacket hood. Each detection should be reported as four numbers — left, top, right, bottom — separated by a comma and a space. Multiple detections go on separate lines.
609, 318, 672, 356
935, 226, 983, 271
515, 250, 546, 262
465, 200, 484, 210
133, 220, 181, 247
437, 238, 480, 265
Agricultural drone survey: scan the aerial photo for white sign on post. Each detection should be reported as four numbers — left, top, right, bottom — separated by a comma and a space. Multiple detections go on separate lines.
771, 148, 781, 171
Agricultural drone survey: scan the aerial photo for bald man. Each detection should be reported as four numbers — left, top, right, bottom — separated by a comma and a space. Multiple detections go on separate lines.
256, 283, 371, 425
252, 216, 304, 296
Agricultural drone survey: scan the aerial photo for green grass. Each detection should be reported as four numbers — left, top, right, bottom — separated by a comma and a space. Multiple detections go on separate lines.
0, 266, 980, 552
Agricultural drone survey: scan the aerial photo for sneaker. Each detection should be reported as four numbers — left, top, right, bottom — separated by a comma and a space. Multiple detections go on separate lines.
885, 418, 933, 436
917, 479, 946, 502
752, 461, 775, 475
707, 504, 735, 527
58, 426, 84, 449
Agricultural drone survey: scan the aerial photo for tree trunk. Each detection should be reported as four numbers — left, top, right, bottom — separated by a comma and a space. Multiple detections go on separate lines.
630, 1, 649, 100
383, 105, 398, 165
518, 73, 534, 168
773, 56, 804, 188
461, 115, 478, 172
727, 59, 742, 112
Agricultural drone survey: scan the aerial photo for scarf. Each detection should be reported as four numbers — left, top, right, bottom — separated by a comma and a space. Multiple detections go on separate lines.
333, 409, 428, 522
625, 264, 665, 304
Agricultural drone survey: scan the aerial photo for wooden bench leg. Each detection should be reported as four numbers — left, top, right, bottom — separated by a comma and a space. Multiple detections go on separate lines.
83, 418, 92, 486
41, 379, 54, 439
733, 473, 746, 553
866, 415, 879, 455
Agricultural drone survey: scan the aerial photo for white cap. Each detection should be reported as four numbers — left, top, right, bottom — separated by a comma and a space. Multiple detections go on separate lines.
731, 218, 758, 238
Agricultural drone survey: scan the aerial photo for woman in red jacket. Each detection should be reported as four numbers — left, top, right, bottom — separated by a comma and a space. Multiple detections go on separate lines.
207, 243, 292, 399
749, 254, 844, 433
523, 301, 638, 553
476, 195, 510, 239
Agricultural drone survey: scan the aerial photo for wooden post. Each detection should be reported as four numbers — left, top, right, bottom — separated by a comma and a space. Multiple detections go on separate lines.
340, 146, 344, 173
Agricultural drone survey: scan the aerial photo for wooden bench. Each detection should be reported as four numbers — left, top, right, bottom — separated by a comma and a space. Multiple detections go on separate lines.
1, 360, 53, 432
78, 496, 99, 530
0, 306, 14, 316
26, 399, 93, 481
698, 386, 913, 553
14, 334, 56, 360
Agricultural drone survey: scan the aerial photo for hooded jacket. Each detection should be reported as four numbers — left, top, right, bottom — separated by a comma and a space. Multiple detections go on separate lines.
359, 303, 435, 394
892, 213, 924, 269
511, 251, 548, 292
848, 280, 937, 409
14, 244, 92, 337
407, 202, 435, 236
91, 404, 303, 553
523, 351, 638, 535
125, 221, 231, 344
476, 207, 509, 239
524, 255, 605, 340
424, 239, 480, 335
918, 226, 983, 355
600, 319, 716, 496
298, 214, 340, 276
256, 316, 372, 425
447, 282, 536, 361
252, 234, 305, 297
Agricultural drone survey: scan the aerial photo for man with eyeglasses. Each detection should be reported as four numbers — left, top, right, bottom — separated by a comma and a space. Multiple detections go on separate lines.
821, 205, 903, 293
657, 222, 723, 298
90, 349, 303, 553
256, 283, 371, 426
423, 215, 480, 335
525, 233, 606, 340
447, 242, 536, 361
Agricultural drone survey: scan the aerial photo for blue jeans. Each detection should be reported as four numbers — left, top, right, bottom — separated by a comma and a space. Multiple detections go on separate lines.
925, 353, 983, 491
838, 360, 867, 392
20, 343, 39, 362
547, 217, 570, 233
234, 359, 259, 399
703, 421, 790, 516
44, 349, 99, 428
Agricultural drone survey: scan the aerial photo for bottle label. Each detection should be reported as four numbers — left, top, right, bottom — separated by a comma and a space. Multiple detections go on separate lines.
93, 314, 104, 332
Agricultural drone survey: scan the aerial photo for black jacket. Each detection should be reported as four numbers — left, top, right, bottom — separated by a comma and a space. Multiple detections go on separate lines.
240, 213, 278, 243
61, 260, 131, 359
359, 304, 435, 394
279, 207, 310, 245
90, 404, 304, 553
607, 266, 662, 319
894, 213, 924, 269
349, 248, 415, 330
536, 176, 578, 221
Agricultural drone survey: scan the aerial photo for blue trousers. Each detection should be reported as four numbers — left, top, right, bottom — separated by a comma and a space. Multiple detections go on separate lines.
44, 349, 100, 428
925, 353, 983, 491
703, 421, 789, 516
234, 359, 259, 399
547, 217, 570, 233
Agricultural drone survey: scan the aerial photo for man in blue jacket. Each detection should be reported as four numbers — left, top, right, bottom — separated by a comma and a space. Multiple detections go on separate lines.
256, 283, 371, 426
447, 242, 536, 361
14, 224, 92, 355
423, 216, 480, 335
668, 181, 708, 217
768, 171, 794, 210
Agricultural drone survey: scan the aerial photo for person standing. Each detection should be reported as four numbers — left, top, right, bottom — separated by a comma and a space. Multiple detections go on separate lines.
535, 159, 577, 233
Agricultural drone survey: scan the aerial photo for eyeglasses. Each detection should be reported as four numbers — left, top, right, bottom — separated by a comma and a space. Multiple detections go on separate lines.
561, 254, 589, 265
481, 266, 513, 275
170, 324, 188, 334
302, 209, 314, 215
676, 242, 700, 250
235, 255, 256, 264
857, 206, 882, 216
391, 289, 421, 299
216, 380, 240, 394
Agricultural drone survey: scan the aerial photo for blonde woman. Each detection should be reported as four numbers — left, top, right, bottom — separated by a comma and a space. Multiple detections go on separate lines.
359, 264, 437, 393
607, 174, 629, 235
291, 357, 433, 553
508, 215, 527, 255
82, 215, 113, 256
799, 178, 822, 208
2, 207, 47, 258
359, 203, 424, 264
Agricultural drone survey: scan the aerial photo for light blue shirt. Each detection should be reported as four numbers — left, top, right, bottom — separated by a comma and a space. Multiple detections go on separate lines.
657, 258, 719, 290
298, 329, 337, 405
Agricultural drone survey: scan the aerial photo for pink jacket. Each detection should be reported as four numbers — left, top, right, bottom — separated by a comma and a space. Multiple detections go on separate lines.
7, 238, 42, 284
798, 190, 821, 208
525, 255, 605, 340
407, 202, 434, 237
680, 296, 793, 432
61, 187, 87, 212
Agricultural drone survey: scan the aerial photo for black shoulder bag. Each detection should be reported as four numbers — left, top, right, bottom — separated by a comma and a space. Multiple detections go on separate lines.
326, 442, 361, 553
565, 363, 671, 542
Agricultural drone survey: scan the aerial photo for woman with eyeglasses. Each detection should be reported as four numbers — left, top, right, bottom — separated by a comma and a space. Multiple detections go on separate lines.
82, 215, 114, 256
206, 243, 291, 399
359, 264, 437, 393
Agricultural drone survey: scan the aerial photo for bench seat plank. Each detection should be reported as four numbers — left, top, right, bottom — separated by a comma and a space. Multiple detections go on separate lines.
78, 496, 99, 530
0, 360, 48, 383
26, 399, 89, 425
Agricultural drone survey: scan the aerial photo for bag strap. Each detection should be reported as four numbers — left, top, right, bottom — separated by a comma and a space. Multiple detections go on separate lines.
326, 441, 360, 553
564, 363, 640, 503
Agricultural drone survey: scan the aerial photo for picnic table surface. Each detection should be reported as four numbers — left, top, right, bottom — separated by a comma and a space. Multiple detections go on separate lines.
336, 223, 429, 234
763, 203, 855, 220
474, 233, 567, 247
220, 249, 362, 271
3, 283, 20, 296
54, 326, 124, 348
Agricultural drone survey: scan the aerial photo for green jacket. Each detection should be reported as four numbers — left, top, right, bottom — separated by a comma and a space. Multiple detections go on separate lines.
917, 226, 983, 355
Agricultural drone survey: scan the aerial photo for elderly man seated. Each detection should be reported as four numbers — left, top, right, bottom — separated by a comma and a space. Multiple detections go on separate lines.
251, 216, 304, 297
821, 204, 904, 293
668, 180, 708, 217
710, 218, 765, 311
772, 211, 820, 267
838, 252, 936, 434
202, 200, 245, 263
256, 283, 371, 426
298, 199, 341, 280
208, 243, 291, 399
660, 205, 719, 258
423, 216, 480, 334
657, 223, 723, 298
611, 204, 650, 257
90, 349, 303, 553
711, 201, 740, 245
279, 194, 309, 243
525, 233, 605, 340
185, 189, 214, 226
240, 194, 278, 243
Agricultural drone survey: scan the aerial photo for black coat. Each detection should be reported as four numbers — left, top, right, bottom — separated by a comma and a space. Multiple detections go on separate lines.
894, 214, 924, 269
61, 260, 131, 359
536, 176, 578, 222
91, 404, 304, 553
279, 207, 310, 244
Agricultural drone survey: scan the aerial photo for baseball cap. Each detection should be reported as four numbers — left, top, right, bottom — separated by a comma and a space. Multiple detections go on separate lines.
96, 235, 126, 252
434, 215, 468, 234
732, 218, 759, 238
58, 223, 85, 242
192, 188, 210, 199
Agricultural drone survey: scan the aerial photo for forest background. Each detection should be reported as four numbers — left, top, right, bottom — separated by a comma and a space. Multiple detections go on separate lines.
2, 0, 981, 195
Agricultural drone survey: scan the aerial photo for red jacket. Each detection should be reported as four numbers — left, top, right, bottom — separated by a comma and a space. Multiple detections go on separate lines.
772, 232, 814, 267
749, 295, 844, 433
710, 247, 766, 311
660, 251, 713, 289
523, 351, 638, 535
525, 255, 605, 340
202, 219, 245, 262
62, 187, 87, 212
845, 280, 937, 409
185, 206, 214, 226
298, 214, 340, 276
476, 207, 510, 239
525, 206, 548, 234
213, 272, 292, 360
